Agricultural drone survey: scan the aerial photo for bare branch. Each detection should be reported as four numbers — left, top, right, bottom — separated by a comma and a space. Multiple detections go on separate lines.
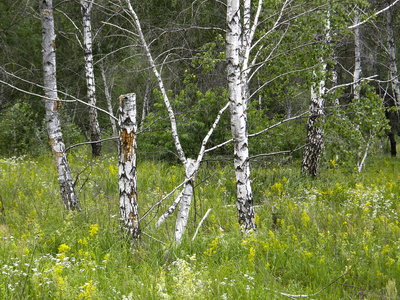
249, 65, 317, 101
325, 75, 378, 94
249, 144, 306, 160
140, 179, 191, 222
141, 232, 166, 245
348, 0, 400, 29
125, 0, 187, 164
65, 137, 118, 152
205, 111, 308, 154
0, 75, 118, 121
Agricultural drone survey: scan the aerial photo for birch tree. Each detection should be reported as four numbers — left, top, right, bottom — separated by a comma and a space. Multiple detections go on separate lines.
123, 0, 229, 243
385, 0, 399, 157
118, 93, 140, 240
40, 0, 80, 210
353, 6, 362, 100
80, 0, 102, 158
301, 13, 330, 177
226, 0, 259, 230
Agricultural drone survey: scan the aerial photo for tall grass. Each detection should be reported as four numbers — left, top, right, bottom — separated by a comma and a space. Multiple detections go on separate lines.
0, 151, 399, 299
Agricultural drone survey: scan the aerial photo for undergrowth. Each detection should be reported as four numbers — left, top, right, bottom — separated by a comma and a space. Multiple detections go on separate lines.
0, 151, 399, 299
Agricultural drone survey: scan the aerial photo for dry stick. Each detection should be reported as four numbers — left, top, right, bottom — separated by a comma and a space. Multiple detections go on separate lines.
270, 272, 350, 299
192, 208, 212, 241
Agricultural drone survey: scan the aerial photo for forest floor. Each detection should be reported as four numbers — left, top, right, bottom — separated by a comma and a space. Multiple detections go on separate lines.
0, 151, 399, 299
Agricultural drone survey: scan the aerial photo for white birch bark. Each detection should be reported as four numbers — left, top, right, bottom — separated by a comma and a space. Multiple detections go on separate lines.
40, 0, 80, 210
353, 8, 362, 100
140, 68, 151, 130
99, 60, 118, 139
386, 2, 400, 104
357, 134, 373, 173
125, 1, 229, 242
301, 68, 326, 176
227, 0, 256, 230
118, 93, 140, 240
126, 0, 186, 165
301, 15, 330, 177
81, 0, 102, 158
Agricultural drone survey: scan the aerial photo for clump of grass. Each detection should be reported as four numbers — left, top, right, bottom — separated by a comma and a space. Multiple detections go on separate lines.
1, 150, 400, 299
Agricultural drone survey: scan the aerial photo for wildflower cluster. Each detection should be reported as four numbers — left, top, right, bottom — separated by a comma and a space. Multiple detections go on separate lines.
156, 255, 209, 299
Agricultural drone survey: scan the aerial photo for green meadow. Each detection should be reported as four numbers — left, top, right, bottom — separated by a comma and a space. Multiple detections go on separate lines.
1, 151, 399, 299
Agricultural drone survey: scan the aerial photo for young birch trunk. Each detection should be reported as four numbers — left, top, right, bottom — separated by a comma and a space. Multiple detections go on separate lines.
386, 3, 400, 104
81, 1, 102, 158
126, 1, 229, 242
301, 15, 330, 177
174, 159, 196, 242
386, 3, 399, 157
118, 93, 140, 240
353, 8, 362, 100
99, 60, 118, 139
140, 68, 151, 130
227, 0, 256, 230
40, 0, 80, 210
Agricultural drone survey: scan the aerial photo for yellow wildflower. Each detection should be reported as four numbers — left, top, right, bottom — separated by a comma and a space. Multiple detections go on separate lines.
58, 243, 70, 253
89, 224, 98, 237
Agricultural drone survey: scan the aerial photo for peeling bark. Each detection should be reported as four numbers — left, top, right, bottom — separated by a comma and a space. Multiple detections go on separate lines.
301, 14, 330, 177
118, 93, 140, 240
81, 0, 102, 158
301, 70, 325, 177
40, 0, 80, 210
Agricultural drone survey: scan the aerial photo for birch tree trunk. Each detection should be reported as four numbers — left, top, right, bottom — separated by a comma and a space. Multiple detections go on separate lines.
81, 0, 102, 158
301, 14, 330, 177
40, 0, 80, 210
386, 1, 399, 157
118, 93, 140, 240
353, 8, 362, 100
301, 70, 326, 177
386, 2, 400, 104
99, 60, 118, 139
125, 1, 230, 242
227, 0, 256, 231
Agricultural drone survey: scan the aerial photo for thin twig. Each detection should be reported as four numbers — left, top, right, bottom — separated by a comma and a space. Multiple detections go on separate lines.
19, 237, 38, 300
139, 178, 191, 222
142, 232, 165, 245
348, 0, 400, 29
66, 137, 119, 152
192, 208, 211, 241
249, 145, 306, 160
269, 272, 350, 298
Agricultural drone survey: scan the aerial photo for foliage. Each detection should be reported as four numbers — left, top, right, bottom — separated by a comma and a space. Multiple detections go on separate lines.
0, 102, 46, 156
1, 152, 400, 298
324, 83, 389, 167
